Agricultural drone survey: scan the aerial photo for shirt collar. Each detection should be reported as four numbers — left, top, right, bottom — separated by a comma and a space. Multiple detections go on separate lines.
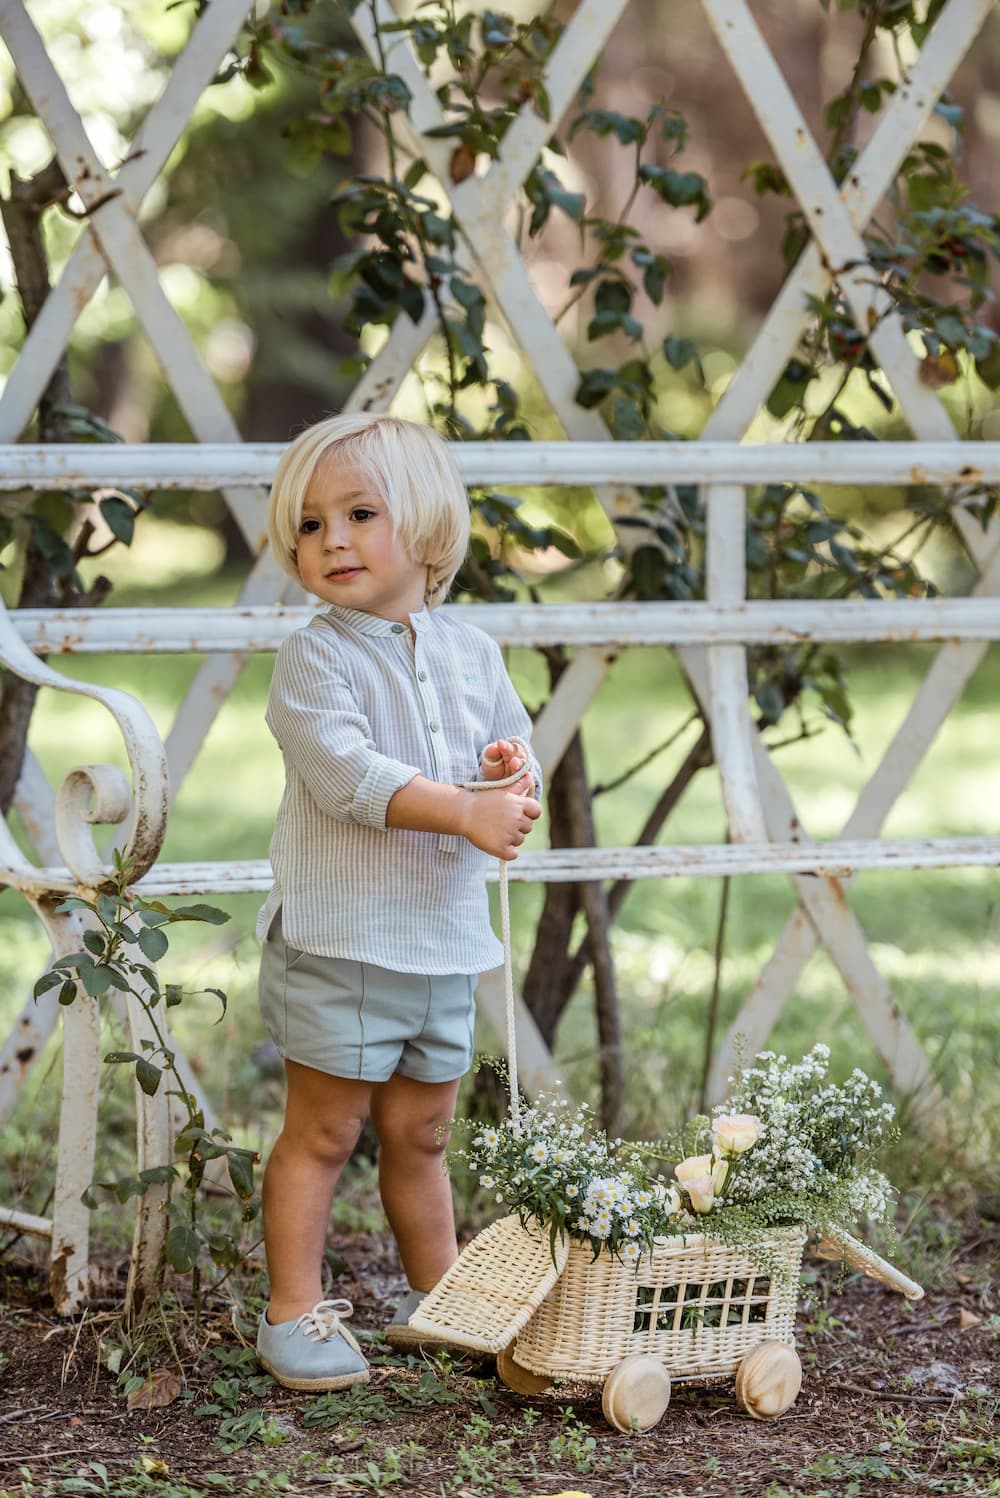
326, 603, 431, 638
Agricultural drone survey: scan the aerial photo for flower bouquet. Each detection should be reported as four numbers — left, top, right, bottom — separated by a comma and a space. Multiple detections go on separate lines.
451, 1044, 900, 1267
411, 1045, 921, 1420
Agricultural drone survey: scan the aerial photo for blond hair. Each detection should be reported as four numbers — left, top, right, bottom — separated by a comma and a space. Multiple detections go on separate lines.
267, 413, 470, 605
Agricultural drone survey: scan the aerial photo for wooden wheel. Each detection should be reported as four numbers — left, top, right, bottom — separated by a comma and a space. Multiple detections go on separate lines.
601, 1354, 671, 1433
496, 1342, 554, 1394
734, 1343, 802, 1419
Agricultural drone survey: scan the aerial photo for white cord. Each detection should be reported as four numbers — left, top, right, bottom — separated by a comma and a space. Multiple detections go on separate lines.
461, 736, 532, 1136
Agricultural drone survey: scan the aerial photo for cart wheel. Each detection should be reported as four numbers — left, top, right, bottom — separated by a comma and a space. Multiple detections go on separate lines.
601, 1354, 671, 1433
734, 1343, 802, 1420
496, 1342, 554, 1395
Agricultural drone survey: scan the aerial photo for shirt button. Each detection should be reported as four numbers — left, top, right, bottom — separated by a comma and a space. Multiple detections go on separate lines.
429, 721, 439, 733
391, 623, 406, 633
417, 670, 428, 682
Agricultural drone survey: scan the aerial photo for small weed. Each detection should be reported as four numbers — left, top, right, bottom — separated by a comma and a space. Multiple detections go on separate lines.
801, 1305, 851, 1339
875, 1409, 918, 1458
192, 1343, 280, 1449
547, 1406, 600, 1474
343, 1442, 426, 1492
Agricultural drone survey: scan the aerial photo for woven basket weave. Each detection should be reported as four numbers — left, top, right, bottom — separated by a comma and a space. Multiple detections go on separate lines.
411, 1213, 806, 1382
409, 1215, 569, 1354
511, 1228, 806, 1383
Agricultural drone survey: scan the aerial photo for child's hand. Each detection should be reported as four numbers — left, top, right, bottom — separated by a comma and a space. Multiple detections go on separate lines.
480, 739, 532, 787
459, 778, 541, 861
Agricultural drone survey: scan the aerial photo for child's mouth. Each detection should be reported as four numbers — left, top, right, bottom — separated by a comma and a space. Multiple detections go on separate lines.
327, 567, 362, 580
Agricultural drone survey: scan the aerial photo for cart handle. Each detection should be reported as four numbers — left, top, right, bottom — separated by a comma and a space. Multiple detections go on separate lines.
813, 1228, 924, 1300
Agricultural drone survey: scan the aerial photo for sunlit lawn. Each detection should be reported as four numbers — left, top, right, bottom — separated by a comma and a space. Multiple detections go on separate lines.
2, 522, 999, 1239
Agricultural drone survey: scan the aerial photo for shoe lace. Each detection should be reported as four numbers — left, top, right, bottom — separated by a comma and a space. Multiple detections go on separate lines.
289, 1298, 355, 1343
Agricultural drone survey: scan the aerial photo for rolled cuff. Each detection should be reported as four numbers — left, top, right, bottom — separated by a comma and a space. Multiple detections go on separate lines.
351, 758, 421, 828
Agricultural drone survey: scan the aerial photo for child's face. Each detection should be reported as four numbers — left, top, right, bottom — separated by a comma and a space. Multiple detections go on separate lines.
296, 459, 427, 622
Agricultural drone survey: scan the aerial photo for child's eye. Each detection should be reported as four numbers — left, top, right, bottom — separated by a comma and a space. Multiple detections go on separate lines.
350, 507, 376, 522
299, 518, 320, 534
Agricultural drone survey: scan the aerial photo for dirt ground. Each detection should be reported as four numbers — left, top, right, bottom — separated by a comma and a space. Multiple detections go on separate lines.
0, 1227, 997, 1498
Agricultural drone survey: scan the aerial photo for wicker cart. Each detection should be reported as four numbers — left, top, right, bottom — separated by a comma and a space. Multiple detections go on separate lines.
410, 1214, 922, 1430
422, 830, 924, 1432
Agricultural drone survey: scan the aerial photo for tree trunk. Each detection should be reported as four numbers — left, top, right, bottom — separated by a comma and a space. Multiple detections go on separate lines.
0, 159, 70, 817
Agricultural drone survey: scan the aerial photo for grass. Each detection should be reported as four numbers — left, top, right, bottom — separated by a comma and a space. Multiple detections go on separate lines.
2, 528, 1000, 1258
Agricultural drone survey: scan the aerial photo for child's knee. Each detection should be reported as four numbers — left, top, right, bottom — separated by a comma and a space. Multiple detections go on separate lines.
280, 1109, 366, 1169
375, 1110, 451, 1161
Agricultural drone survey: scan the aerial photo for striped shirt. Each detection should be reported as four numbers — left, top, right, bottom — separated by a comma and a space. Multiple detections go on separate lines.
256, 602, 541, 975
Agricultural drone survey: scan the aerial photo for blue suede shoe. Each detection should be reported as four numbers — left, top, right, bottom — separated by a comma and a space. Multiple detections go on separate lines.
256, 1298, 370, 1391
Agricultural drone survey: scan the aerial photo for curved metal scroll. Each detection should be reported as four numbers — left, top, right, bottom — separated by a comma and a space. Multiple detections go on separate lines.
0, 595, 169, 891
0, 593, 173, 1312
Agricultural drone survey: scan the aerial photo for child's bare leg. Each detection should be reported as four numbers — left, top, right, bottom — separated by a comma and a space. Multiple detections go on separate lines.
262, 1061, 373, 1323
370, 1074, 461, 1291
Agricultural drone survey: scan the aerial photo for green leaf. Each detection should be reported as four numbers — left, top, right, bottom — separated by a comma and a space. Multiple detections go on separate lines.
33, 971, 63, 999
227, 1151, 256, 1201
104, 1050, 140, 1065
137, 925, 168, 962
82, 931, 106, 957
205, 986, 228, 1019
639, 165, 711, 221
767, 358, 811, 419
662, 335, 698, 371
96, 894, 121, 924
171, 903, 231, 926
606, 393, 645, 440
906, 174, 948, 212
165, 1223, 201, 1274
58, 981, 78, 1006
138, 909, 170, 927
98, 496, 135, 546
575, 367, 616, 408
53, 897, 97, 915
570, 107, 645, 145
138, 1164, 178, 1186
80, 962, 113, 999
755, 680, 785, 724
135, 1059, 162, 1096
525, 167, 585, 235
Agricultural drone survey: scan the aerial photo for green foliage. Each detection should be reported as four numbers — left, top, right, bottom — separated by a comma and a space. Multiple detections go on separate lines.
222, 0, 996, 757
35, 851, 259, 1312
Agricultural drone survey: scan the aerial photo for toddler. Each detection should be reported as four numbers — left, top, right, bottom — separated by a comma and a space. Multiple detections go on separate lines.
254, 413, 541, 1389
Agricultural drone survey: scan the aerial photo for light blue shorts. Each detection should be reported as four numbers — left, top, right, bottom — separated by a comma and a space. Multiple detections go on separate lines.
258, 909, 477, 1084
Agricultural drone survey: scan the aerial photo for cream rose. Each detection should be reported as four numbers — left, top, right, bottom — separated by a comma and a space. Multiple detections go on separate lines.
674, 1154, 713, 1185
675, 1155, 716, 1214
711, 1113, 762, 1158
683, 1174, 716, 1213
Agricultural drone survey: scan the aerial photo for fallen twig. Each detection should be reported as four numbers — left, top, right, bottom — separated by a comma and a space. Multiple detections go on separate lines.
0, 1406, 48, 1425
829, 1380, 958, 1404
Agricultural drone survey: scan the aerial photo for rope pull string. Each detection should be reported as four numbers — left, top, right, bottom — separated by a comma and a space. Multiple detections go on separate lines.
460, 735, 533, 1136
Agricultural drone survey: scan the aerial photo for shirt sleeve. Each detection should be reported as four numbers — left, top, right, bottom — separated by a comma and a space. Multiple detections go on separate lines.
266, 627, 420, 828
480, 637, 544, 801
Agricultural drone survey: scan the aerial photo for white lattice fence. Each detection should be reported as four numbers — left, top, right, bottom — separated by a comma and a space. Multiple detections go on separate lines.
0, 0, 997, 1314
